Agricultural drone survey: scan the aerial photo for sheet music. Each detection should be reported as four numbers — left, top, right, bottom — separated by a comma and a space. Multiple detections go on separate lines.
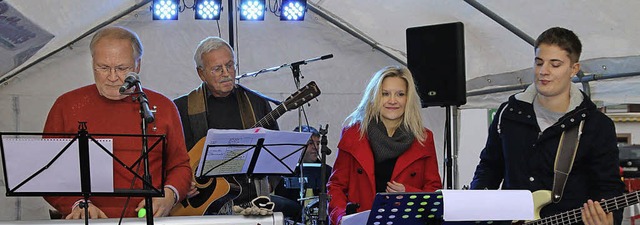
441, 190, 534, 221
341, 210, 370, 225
1, 138, 114, 193
197, 128, 311, 177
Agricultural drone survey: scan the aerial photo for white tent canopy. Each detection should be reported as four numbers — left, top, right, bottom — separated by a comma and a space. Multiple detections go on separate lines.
1, 0, 639, 220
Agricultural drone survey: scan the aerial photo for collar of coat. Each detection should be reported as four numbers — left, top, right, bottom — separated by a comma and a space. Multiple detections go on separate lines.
514, 83, 584, 111
498, 84, 596, 137
337, 124, 430, 179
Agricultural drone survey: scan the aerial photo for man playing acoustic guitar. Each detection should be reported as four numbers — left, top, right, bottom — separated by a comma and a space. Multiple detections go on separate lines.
173, 37, 279, 215
470, 27, 624, 225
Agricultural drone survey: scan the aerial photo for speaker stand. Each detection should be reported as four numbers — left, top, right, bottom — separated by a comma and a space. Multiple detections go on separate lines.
443, 105, 460, 190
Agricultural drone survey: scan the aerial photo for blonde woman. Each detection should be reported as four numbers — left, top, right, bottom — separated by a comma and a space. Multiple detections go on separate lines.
327, 66, 442, 225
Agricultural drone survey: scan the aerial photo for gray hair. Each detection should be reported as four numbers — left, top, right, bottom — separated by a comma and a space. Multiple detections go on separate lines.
194, 37, 235, 68
90, 26, 143, 61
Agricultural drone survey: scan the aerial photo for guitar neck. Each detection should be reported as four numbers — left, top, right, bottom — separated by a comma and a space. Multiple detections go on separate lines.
252, 104, 286, 128
526, 191, 639, 225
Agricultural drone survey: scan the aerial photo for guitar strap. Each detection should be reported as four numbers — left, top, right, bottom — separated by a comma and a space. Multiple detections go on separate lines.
235, 84, 257, 128
186, 83, 257, 141
187, 83, 209, 151
551, 120, 584, 203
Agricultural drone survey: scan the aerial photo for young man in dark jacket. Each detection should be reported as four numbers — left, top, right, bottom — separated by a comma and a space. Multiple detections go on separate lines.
471, 27, 624, 225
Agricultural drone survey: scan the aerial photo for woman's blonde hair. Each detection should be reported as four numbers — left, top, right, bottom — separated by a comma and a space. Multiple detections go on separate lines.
344, 65, 426, 142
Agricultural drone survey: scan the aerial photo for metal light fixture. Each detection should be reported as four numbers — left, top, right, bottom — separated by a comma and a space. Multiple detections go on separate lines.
152, 0, 179, 20
239, 0, 265, 21
280, 0, 307, 21
195, 0, 222, 20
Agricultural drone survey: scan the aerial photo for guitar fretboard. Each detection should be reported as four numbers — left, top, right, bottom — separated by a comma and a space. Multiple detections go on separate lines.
252, 104, 287, 128
525, 191, 639, 225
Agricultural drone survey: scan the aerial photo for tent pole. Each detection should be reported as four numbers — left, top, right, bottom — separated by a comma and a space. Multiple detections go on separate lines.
307, 3, 406, 66
463, 0, 534, 46
467, 72, 640, 97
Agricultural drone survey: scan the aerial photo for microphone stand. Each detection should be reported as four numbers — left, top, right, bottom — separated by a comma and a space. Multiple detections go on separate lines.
317, 125, 331, 225
234, 54, 333, 82
236, 55, 333, 224
132, 83, 155, 225
297, 143, 308, 223
287, 56, 331, 224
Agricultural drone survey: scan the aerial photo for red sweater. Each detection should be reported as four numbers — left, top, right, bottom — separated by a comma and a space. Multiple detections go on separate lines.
43, 84, 191, 218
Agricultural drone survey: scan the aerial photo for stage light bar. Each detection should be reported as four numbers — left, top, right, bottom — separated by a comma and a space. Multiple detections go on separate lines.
280, 0, 307, 21
153, 0, 179, 20
239, 0, 265, 21
195, 0, 222, 20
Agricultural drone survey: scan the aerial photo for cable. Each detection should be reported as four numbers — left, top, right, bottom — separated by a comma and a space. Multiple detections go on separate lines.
268, 0, 280, 16
117, 154, 144, 225
442, 113, 449, 186
181, 0, 196, 11
216, 20, 221, 37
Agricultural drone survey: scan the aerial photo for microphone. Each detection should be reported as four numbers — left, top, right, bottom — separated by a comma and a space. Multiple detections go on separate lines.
119, 72, 140, 94
320, 54, 333, 60
290, 54, 334, 66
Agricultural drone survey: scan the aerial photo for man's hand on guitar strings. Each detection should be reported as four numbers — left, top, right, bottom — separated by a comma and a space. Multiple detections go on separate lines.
581, 199, 613, 225
187, 181, 200, 198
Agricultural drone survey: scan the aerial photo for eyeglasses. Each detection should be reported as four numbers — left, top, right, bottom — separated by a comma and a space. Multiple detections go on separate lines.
208, 61, 236, 76
94, 65, 134, 75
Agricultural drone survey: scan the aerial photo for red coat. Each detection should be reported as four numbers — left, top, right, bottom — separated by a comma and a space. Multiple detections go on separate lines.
327, 124, 442, 225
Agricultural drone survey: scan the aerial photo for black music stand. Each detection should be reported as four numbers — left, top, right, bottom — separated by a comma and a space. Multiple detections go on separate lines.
0, 125, 166, 225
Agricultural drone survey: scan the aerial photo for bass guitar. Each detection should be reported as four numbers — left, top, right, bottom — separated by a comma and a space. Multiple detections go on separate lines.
170, 81, 321, 216
523, 189, 635, 225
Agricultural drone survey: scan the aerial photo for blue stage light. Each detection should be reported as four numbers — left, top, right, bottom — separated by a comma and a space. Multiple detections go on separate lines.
152, 0, 179, 20
280, 0, 306, 21
239, 0, 265, 21
195, 0, 222, 20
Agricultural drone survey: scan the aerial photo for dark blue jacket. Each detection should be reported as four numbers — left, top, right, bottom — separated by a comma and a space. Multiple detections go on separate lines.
471, 86, 624, 224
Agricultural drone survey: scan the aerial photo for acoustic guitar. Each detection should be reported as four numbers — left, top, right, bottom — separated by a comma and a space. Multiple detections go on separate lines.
170, 81, 321, 216
522, 189, 636, 225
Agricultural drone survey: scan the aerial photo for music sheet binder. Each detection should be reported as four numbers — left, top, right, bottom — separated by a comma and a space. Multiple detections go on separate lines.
196, 128, 311, 178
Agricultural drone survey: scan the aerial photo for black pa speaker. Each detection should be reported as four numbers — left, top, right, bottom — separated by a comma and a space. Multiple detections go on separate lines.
407, 22, 466, 107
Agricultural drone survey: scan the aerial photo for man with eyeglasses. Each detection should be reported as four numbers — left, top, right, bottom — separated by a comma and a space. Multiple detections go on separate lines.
42, 26, 191, 219
172, 37, 279, 215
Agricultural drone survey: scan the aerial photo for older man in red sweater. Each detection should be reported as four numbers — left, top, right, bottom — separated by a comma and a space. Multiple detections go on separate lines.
43, 26, 191, 219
